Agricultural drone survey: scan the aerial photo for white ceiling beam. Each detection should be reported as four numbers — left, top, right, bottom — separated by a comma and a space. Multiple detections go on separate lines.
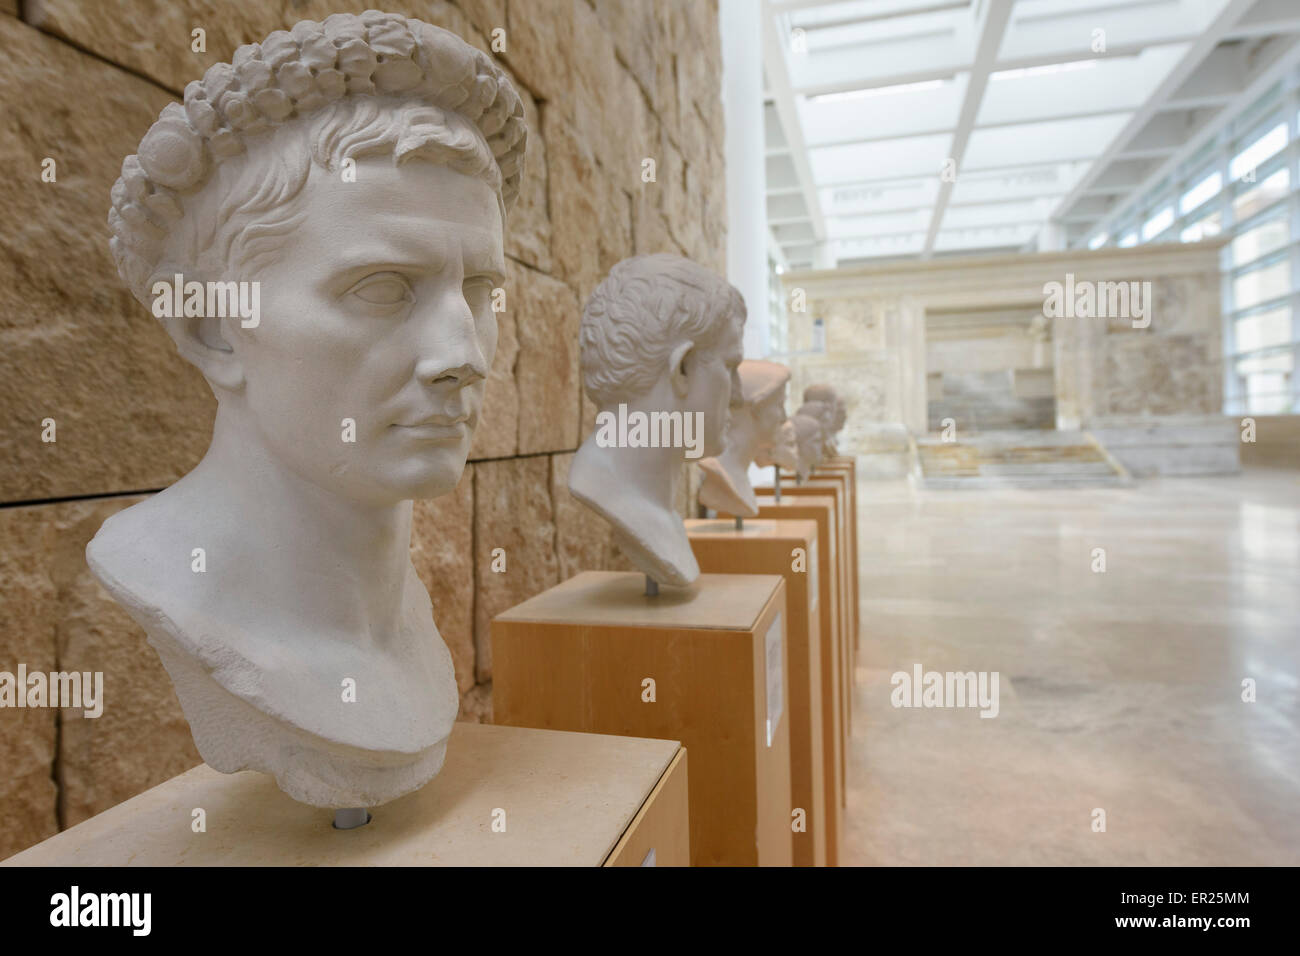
1162, 41, 1248, 103
1112, 146, 1181, 160
816, 191, 1077, 218
792, 1, 971, 31
767, 192, 811, 218
1160, 93, 1235, 110
1222, 0, 1300, 39
805, 106, 1135, 149
792, 36, 1199, 98
1048, 0, 1258, 226
921, 0, 1015, 259
1121, 111, 1200, 153
1058, 213, 1107, 225
1081, 184, 1142, 196
808, 155, 1102, 192
761, 0, 828, 245
769, 0, 863, 13
1059, 195, 1115, 218
1082, 31, 1300, 244
838, 219, 1048, 243
1085, 159, 1156, 190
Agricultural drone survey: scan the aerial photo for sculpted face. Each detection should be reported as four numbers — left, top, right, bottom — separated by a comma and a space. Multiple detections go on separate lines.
791, 413, 823, 479
228, 156, 503, 505
754, 385, 788, 440
684, 320, 744, 459
768, 419, 799, 470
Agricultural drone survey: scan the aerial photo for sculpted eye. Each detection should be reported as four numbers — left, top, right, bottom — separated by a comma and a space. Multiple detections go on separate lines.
346, 272, 413, 307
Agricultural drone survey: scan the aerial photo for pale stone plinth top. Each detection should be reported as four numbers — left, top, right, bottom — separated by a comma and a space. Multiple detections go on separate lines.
754, 477, 842, 492
494, 570, 784, 631
684, 518, 818, 547
4, 723, 679, 867
754, 495, 835, 507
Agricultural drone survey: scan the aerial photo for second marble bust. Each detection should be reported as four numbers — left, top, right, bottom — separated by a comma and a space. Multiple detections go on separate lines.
569, 254, 745, 587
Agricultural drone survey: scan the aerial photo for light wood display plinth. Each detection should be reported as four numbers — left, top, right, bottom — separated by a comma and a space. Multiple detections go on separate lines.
492, 571, 792, 867
800, 469, 856, 654
813, 458, 859, 659
749, 495, 847, 828
753, 478, 854, 739
4, 722, 688, 866
685, 517, 827, 867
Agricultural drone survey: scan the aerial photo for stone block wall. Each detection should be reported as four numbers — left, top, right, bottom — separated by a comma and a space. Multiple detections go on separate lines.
0, 0, 725, 858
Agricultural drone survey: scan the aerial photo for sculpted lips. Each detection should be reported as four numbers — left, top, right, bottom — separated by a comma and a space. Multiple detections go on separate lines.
391, 414, 471, 442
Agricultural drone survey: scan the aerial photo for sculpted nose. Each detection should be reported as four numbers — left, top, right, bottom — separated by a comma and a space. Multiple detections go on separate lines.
412, 294, 490, 389
416, 359, 485, 389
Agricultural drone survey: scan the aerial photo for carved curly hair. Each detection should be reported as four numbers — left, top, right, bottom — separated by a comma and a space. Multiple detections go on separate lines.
109, 10, 526, 307
580, 254, 746, 409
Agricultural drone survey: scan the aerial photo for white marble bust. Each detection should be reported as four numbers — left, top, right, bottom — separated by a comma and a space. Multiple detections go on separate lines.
804, 384, 845, 453
568, 254, 745, 587
86, 13, 527, 809
755, 419, 798, 472
790, 413, 824, 482
697, 359, 791, 517
797, 399, 838, 459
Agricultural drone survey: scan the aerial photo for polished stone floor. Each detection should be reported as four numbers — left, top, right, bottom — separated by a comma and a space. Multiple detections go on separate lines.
842, 466, 1300, 865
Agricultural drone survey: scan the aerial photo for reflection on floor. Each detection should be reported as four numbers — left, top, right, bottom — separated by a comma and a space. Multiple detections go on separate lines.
843, 466, 1300, 865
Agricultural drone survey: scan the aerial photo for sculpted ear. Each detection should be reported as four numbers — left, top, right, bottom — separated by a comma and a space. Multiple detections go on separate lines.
151, 273, 245, 393
167, 314, 245, 392
668, 340, 694, 400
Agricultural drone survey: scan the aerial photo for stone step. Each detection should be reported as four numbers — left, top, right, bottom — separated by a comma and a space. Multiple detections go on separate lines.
918, 473, 1130, 490
912, 428, 1130, 489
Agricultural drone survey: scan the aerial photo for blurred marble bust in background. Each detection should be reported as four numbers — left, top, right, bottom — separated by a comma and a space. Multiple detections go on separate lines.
791, 413, 825, 482
798, 399, 838, 459
756, 418, 799, 473
803, 383, 845, 451
697, 359, 791, 517
86, 12, 527, 809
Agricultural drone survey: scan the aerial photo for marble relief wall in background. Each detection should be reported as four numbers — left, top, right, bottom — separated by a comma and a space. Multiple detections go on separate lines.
780, 244, 1225, 448
1093, 275, 1222, 419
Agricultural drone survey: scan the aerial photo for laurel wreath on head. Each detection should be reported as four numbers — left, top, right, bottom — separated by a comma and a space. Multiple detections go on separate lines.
109, 10, 527, 304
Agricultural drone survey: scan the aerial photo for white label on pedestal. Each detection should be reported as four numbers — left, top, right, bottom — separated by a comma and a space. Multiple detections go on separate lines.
640, 847, 656, 867
808, 545, 819, 613
765, 613, 784, 747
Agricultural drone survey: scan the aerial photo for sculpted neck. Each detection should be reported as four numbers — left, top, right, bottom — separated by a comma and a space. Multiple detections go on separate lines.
191, 402, 414, 639
568, 393, 699, 587
582, 395, 689, 517
716, 407, 758, 479
698, 406, 759, 517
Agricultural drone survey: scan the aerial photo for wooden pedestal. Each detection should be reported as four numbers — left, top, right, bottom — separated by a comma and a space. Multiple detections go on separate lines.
749, 495, 847, 824
492, 571, 792, 867
754, 478, 853, 738
4, 722, 688, 866
813, 459, 859, 659
685, 517, 828, 867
